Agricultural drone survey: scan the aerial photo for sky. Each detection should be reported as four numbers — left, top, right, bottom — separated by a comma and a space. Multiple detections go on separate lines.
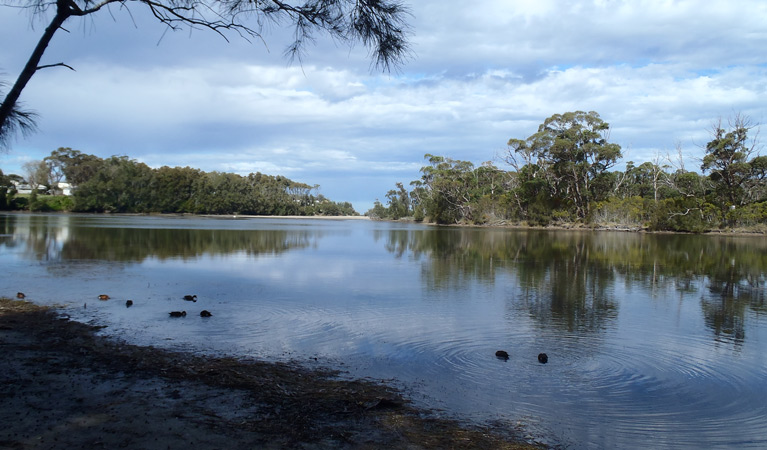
2, 0, 767, 213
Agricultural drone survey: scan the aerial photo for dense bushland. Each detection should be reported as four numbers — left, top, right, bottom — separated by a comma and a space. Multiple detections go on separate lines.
0, 149, 357, 216
368, 111, 767, 232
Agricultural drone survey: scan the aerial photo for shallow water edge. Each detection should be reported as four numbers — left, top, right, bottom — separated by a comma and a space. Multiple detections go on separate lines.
0, 298, 542, 449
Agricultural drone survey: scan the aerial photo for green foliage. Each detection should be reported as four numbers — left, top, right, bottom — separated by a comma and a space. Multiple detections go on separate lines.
372, 111, 767, 233
509, 111, 622, 219
46, 148, 104, 187
701, 119, 754, 206
0, 149, 356, 216
366, 200, 389, 219
385, 182, 411, 219
72, 156, 154, 213
28, 194, 74, 212
10, 196, 28, 210
0, 168, 8, 210
699, 116, 767, 215
414, 155, 514, 224
591, 196, 650, 227
310, 200, 357, 216
650, 198, 720, 233
725, 202, 767, 228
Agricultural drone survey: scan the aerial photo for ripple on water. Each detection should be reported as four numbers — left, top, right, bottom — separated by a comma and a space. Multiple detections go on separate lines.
559, 331, 767, 448
81, 294, 767, 449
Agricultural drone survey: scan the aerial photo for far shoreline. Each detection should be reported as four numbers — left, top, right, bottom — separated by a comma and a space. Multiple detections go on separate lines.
213, 214, 371, 220
3, 210, 766, 235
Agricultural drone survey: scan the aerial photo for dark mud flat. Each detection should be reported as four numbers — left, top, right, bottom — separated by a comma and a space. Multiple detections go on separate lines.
0, 299, 541, 449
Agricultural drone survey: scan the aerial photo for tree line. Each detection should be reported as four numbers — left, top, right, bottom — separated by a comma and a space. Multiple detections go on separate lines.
0, 148, 358, 216
368, 111, 767, 232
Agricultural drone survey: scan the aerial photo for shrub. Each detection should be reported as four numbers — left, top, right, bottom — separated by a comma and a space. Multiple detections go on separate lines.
726, 202, 767, 227
29, 195, 75, 212
650, 197, 720, 232
591, 196, 650, 227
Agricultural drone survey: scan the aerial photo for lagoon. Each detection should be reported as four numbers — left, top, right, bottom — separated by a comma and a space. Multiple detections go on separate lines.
1, 212, 766, 448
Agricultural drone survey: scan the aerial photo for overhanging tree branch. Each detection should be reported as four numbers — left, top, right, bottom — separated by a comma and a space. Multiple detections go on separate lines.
0, 0, 412, 150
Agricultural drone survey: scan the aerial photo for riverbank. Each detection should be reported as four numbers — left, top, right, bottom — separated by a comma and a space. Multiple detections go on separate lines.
0, 298, 541, 449
379, 215, 767, 235
213, 214, 370, 220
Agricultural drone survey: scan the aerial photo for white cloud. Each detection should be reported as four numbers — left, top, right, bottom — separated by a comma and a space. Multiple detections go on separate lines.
2, 0, 767, 212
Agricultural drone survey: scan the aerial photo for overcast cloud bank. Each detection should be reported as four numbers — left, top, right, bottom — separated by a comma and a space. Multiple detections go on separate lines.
2, 0, 766, 211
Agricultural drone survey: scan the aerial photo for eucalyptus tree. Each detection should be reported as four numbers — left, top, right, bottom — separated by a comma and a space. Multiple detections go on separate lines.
73, 156, 153, 212
701, 115, 767, 207
506, 111, 622, 219
419, 154, 478, 224
385, 182, 410, 219
0, 0, 411, 149
43, 147, 104, 186
616, 159, 671, 202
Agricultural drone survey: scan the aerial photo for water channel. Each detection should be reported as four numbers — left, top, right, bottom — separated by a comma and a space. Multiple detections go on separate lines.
1, 212, 766, 448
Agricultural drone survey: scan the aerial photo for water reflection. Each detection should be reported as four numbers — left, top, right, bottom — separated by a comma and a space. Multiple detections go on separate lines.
3, 213, 767, 449
378, 227, 767, 342
0, 213, 323, 263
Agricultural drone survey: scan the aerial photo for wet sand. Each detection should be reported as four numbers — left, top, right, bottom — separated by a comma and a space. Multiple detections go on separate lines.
0, 298, 541, 449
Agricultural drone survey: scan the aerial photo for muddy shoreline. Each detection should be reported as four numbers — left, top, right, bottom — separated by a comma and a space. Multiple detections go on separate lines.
0, 298, 542, 449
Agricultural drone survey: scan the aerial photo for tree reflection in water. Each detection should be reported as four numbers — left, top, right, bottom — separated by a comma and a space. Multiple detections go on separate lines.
1, 214, 321, 263
378, 226, 767, 342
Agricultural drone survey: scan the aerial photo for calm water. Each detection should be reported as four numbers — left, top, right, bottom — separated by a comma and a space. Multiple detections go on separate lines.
2, 212, 766, 448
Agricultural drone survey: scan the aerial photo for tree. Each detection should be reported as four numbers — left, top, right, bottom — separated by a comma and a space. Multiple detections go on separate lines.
44, 147, 104, 186
506, 111, 622, 219
615, 155, 670, 203
385, 182, 410, 219
0, 168, 9, 209
43, 148, 69, 193
418, 154, 478, 224
22, 159, 50, 193
0, 0, 411, 149
73, 155, 153, 212
0, 82, 36, 150
701, 114, 764, 207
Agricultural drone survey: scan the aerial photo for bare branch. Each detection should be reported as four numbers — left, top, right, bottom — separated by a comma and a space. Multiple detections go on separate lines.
37, 62, 76, 71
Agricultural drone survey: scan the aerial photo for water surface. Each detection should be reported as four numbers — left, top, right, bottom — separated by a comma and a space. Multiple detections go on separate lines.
1, 213, 766, 448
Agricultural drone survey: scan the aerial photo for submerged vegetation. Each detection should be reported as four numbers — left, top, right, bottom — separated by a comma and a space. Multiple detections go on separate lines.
369, 111, 767, 233
0, 148, 357, 216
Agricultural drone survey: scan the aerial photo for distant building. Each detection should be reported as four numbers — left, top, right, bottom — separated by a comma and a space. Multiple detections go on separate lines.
10, 180, 41, 195
52, 182, 73, 196
9, 180, 72, 195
